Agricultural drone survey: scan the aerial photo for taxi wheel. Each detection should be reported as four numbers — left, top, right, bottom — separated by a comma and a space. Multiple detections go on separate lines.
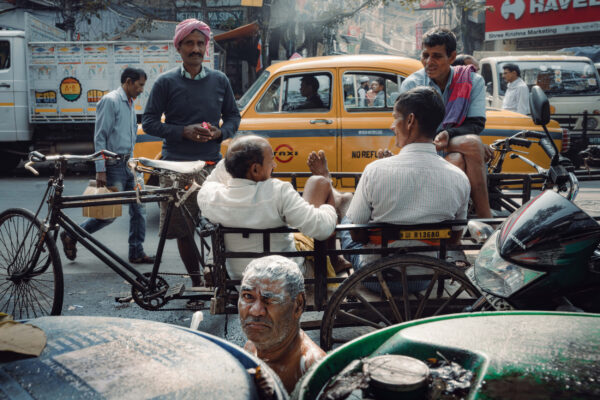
320, 254, 480, 351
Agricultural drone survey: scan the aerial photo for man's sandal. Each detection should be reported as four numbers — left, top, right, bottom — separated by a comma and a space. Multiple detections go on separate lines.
60, 231, 77, 261
185, 299, 205, 310
129, 255, 156, 264
446, 250, 470, 269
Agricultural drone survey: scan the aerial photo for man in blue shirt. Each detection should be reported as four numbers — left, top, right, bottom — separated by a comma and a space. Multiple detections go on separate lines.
400, 28, 492, 218
60, 67, 154, 263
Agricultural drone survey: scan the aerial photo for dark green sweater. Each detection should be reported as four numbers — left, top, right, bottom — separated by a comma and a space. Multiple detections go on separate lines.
142, 67, 241, 162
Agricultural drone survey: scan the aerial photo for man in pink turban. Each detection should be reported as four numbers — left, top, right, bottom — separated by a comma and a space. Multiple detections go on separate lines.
142, 19, 240, 308
173, 18, 211, 50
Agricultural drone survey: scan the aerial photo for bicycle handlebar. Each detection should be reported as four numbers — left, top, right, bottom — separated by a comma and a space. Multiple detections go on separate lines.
24, 150, 122, 176
522, 131, 546, 139
510, 153, 547, 174
507, 137, 532, 148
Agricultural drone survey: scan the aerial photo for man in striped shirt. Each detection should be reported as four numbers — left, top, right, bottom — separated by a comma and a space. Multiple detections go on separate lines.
337, 87, 470, 269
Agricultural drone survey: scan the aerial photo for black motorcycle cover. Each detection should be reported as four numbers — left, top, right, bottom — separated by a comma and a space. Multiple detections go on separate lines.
498, 191, 600, 269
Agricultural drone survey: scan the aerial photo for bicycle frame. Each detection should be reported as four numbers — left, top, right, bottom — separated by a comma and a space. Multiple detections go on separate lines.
24, 161, 209, 301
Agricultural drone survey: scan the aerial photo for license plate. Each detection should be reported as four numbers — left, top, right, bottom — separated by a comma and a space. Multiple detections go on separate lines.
398, 229, 451, 240
465, 267, 514, 311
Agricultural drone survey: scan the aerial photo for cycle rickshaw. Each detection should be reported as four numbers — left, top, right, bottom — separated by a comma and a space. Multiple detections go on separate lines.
1, 119, 596, 350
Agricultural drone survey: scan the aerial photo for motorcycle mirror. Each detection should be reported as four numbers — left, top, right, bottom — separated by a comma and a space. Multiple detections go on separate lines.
467, 220, 494, 243
529, 85, 550, 126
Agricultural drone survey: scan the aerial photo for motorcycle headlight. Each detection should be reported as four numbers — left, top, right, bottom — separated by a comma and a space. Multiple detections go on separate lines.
473, 230, 546, 298
585, 117, 598, 131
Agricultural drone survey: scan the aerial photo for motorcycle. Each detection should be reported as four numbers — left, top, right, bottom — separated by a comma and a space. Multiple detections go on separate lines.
466, 86, 600, 313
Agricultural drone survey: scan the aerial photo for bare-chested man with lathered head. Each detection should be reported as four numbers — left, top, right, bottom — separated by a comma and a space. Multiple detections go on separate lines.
239, 255, 325, 394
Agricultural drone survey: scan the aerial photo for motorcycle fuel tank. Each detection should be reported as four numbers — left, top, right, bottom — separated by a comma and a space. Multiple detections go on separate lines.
498, 191, 600, 269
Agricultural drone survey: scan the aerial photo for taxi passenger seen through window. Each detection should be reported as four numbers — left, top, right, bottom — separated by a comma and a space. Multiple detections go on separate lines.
256, 73, 331, 113
342, 72, 401, 110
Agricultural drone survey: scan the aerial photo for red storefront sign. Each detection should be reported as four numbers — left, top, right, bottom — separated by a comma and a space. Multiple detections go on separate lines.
485, 0, 600, 39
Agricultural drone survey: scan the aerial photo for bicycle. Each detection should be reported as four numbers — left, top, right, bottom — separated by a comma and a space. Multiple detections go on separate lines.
0, 150, 214, 319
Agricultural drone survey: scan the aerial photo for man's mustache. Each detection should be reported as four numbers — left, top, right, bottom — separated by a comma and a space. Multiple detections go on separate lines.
189, 52, 203, 57
242, 316, 272, 326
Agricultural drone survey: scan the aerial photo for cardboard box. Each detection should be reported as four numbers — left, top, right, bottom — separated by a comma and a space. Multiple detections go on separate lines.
82, 180, 122, 219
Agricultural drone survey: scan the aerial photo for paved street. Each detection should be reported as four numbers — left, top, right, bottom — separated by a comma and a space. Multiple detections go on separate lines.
0, 171, 249, 347
2, 170, 600, 348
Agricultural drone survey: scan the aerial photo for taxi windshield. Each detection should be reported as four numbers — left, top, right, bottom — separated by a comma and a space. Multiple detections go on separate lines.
497, 60, 600, 97
237, 70, 270, 110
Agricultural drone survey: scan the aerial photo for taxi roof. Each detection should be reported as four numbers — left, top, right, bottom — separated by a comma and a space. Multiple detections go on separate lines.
266, 54, 423, 74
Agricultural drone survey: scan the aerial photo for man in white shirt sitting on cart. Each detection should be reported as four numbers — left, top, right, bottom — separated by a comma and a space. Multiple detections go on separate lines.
197, 135, 351, 281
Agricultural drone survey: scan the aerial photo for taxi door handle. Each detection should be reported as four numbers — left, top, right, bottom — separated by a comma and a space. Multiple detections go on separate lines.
0, 83, 10, 88
310, 119, 332, 124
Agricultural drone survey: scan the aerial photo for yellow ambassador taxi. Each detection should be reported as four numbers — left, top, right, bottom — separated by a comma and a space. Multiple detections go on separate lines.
134, 55, 563, 188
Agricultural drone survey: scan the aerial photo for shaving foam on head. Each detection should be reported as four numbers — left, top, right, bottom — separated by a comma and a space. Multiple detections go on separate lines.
242, 256, 304, 300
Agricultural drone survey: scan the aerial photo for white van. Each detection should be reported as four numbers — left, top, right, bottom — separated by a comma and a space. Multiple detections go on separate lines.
479, 55, 600, 165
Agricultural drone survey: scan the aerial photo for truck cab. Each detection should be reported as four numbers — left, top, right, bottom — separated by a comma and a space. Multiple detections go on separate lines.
479, 55, 600, 166
0, 30, 30, 170
0, 12, 219, 172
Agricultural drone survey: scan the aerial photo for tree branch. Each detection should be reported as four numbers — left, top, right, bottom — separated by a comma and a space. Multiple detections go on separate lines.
306, 0, 381, 26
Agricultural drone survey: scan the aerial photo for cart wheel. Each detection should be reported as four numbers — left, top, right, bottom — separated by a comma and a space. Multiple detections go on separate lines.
320, 254, 480, 351
0, 208, 64, 318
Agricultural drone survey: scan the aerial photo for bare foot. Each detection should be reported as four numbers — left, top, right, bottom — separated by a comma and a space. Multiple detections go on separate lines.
331, 255, 352, 274
376, 148, 394, 159
307, 150, 330, 178
334, 191, 353, 221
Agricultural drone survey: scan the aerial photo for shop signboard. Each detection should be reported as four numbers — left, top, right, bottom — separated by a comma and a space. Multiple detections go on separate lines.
485, 0, 600, 40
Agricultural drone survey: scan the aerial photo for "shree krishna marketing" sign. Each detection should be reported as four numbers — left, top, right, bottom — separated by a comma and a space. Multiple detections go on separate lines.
485, 0, 600, 40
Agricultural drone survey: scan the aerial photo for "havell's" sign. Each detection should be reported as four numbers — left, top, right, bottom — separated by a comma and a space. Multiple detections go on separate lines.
485, 0, 600, 40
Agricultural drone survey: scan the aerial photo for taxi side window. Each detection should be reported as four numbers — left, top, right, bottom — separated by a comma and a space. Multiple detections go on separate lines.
343, 72, 399, 111
256, 73, 331, 113
256, 77, 282, 112
0, 41, 9, 70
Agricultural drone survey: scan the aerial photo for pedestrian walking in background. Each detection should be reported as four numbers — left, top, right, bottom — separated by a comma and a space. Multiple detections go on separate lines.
60, 67, 154, 264
502, 63, 530, 115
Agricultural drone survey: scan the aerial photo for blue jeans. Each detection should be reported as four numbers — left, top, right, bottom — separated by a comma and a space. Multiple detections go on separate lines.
80, 161, 147, 259
339, 216, 429, 296
339, 216, 363, 269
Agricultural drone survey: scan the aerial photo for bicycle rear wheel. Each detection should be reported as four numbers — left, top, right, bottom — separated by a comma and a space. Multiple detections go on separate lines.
0, 208, 63, 318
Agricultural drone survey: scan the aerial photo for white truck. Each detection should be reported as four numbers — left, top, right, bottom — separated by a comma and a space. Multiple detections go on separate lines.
477, 54, 600, 166
0, 13, 214, 171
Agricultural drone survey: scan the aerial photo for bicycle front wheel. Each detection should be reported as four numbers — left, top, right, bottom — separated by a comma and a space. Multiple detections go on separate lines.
0, 208, 63, 318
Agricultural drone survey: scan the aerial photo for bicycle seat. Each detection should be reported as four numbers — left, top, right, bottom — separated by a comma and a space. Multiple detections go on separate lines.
136, 158, 206, 174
